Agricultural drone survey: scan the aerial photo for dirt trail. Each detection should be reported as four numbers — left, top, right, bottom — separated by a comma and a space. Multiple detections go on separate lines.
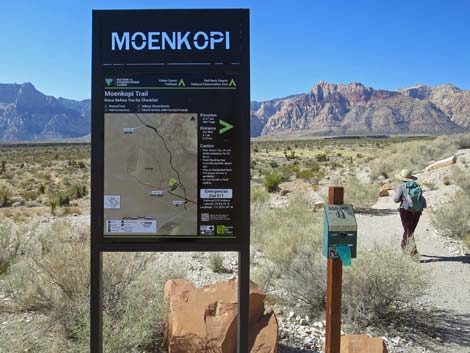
356, 194, 470, 353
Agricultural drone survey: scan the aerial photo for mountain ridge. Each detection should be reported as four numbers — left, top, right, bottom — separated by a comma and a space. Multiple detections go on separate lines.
251, 81, 470, 137
0, 82, 90, 141
1, 81, 469, 141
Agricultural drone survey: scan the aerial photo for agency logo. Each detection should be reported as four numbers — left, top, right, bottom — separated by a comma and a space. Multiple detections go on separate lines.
105, 78, 113, 86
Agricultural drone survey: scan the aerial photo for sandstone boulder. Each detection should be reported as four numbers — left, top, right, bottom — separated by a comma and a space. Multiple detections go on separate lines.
380, 183, 393, 191
164, 279, 278, 353
378, 189, 389, 197
425, 155, 457, 171
340, 334, 388, 353
314, 201, 325, 210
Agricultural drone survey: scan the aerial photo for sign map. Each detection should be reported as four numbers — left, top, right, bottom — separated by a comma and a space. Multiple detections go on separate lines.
104, 112, 198, 235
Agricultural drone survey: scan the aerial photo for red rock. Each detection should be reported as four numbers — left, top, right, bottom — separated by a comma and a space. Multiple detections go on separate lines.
378, 189, 389, 197
164, 279, 278, 353
381, 183, 393, 191
340, 334, 388, 353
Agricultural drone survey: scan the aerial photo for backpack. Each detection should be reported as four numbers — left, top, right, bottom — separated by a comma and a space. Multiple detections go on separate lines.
404, 181, 425, 212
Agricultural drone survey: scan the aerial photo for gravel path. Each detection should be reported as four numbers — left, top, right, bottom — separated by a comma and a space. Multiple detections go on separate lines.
357, 195, 470, 353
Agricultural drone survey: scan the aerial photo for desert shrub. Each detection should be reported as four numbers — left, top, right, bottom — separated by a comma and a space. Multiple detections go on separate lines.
454, 134, 470, 149
47, 192, 70, 213
442, 175, 451, 185
278, 247, 326, 316
251, 263, 277, 294
452, 166, 470, 194
316, 152, 329, 162
304, 159, 321, 172
49, 198, 59, 214
0, 224, 22, 274
4, 221, 185, 352
464, 236, 470, 249
422, 181, 437, 191
340, 176, 378, 208
0, 191, 11, 207
251, 194, 322, 268
208, 252, 225, 273
342, 245, 429, 328
263, 171, 283, 192
103, 254, 185, 353
280, 163, 300, 179
269, 160, 279, 168
67, 184, 87, 199
369, 135, 464, 181
433, 193, 470, 241
433, 166, 470, 241
20, 190, 39, 201
251, 185, 269, 204
296, 169, 315, 181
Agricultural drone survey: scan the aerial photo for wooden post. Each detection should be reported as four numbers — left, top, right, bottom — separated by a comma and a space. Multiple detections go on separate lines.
325, 186, 344, 353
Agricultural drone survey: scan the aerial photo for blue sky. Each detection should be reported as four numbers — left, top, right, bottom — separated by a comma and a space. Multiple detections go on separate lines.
0, 0, 469, 101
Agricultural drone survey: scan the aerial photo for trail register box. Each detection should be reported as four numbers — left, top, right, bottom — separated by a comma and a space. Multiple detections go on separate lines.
323, 204, 357, 259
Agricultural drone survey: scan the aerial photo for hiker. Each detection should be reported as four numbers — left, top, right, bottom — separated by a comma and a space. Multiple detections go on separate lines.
393, 169, 427, 256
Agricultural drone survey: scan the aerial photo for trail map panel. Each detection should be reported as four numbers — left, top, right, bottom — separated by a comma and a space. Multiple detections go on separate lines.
102, 74, 242, 238
104, 112, 198, 236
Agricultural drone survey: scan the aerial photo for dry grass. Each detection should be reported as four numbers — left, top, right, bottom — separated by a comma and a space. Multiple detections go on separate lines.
2, 220, 185, 353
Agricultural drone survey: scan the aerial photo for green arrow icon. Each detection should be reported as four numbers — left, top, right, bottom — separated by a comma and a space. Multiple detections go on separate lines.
219, 119, 234, 134
229, 79, 236, 87
178, 79, 186, 87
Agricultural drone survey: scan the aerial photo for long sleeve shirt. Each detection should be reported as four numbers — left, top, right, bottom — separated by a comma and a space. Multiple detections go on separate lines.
394, 182, 427, 210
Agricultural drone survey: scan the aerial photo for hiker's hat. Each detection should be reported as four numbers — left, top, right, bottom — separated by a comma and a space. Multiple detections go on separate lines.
395, 169, 418, 182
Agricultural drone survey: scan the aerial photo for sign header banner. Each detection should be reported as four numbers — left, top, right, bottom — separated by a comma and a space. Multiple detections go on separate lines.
96, 10, 245, 64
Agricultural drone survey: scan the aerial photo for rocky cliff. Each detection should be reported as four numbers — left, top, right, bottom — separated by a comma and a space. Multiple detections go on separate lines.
251, 81, 469, 137
0, 83, 90, 141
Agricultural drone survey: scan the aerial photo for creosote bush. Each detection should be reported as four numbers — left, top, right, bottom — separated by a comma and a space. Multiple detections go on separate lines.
279, 247, 326, 316
208, 252, 225, 273
0, 224, 22, 274
342, 245, 429, 328
276, 244, 429, 329
433, 166, 470, 245
251, 194, 322, 269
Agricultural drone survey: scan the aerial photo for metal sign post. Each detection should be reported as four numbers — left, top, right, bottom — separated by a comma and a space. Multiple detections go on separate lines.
325, 186, 344, 353
91, 9, 250, 353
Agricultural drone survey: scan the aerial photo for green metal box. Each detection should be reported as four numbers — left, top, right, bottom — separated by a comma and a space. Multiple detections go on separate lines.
323, 204, 357, 259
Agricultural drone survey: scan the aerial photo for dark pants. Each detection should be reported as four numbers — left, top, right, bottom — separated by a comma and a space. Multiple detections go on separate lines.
399, 208, 421, 255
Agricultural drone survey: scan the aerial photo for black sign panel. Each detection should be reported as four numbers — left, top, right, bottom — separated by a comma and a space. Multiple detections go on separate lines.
91, 10, 250, 243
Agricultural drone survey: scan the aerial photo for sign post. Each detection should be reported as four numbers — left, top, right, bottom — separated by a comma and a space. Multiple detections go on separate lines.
91, 9, 250, 353
325, 186, 344, 353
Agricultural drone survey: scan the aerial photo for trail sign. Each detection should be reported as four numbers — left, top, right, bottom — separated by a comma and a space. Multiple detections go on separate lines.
91, 9, 250, 353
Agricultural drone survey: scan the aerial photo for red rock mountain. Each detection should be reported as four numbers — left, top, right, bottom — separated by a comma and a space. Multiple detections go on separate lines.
251, 81, 469, 137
